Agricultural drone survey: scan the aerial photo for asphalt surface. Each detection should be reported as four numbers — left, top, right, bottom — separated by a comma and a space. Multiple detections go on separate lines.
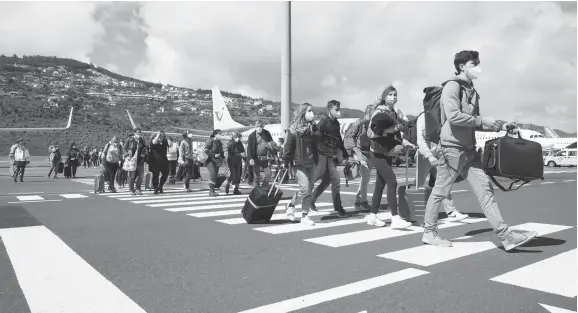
0, 160, 576, 313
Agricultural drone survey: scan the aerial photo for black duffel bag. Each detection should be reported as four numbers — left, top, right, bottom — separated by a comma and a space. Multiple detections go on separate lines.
483, 131, 544, 191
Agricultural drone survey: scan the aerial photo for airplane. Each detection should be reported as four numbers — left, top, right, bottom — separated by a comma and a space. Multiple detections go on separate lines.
128, 86, 360, 146
0, 107, 74, 132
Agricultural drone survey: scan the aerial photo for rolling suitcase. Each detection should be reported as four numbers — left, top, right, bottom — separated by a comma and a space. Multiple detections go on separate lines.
242, 169, 288, 224
215, 168, 229, 190
57, 162, 64, 174
397, 150, 430, 223
144, 172, 153, 191
64, 165, 72, 178
483, 132, 544, 191
94, 172, 105, 193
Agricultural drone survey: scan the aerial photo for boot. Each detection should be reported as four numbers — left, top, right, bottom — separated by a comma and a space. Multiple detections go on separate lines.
233, 186, 241, 195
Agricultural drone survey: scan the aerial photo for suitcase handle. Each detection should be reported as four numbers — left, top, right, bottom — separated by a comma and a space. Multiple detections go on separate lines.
268, 168, 288, 198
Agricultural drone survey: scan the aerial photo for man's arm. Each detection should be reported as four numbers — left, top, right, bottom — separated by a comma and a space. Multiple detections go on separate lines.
416, 115, 434, 159
343, 119, 361, 152
442, 82, 483, 128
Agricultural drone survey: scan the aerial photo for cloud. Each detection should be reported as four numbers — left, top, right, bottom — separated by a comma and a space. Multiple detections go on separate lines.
0, 1, 575, 132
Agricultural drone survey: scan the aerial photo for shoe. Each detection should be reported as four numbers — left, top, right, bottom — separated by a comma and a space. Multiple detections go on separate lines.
130, 191, 137, 196
390, 215, 412, 229
502, 230, 538, 252
159, 187, 164, 194
300, 214, 315, 226
334, 208, 347, 218
136, 189, 143, 196
422, 231, 453, 247
154, 189, 159, 195
310, 203, 318, 212
233, 188, 241, 195
447, 211, 469, 222
185, 188, 192, 192
355, 201, 371, 211
366, 213, 386, 227
286, 204, 295, 222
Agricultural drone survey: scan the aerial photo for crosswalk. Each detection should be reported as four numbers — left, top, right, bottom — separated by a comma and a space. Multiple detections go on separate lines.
3, 193, 89, 203
91, 185, 576, 305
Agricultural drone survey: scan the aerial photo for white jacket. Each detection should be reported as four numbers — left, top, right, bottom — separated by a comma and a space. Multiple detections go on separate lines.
13, 146, 30, 162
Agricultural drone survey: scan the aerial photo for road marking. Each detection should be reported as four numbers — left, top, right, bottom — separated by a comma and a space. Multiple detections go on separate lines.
103, 189, 192, 197
541, 182, 555, 185
491, 249, 576, 298
115, 192, 214, 201
236, 268, 428, 313
304, 218, 487, 248
132, 194, 247, 204
192, 205, 336, 219
167, 199, 292, 212
60, 194, 88, 199
16, 195, 44, 201
255, 212, 393, 234
563, 179, 576, 183
8, 200, 63, 204
214, 205, 336, 223
0, 225, 146, 313
378, 223, 574, 266
8, 192, 46, 195
147, 196, 248, 207
539, 304, 577, 313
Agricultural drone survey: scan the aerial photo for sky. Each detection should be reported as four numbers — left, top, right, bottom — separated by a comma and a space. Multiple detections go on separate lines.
0, 1, 576, 132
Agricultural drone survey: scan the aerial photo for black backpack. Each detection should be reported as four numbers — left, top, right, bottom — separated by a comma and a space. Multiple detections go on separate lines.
421, 80, 473, 144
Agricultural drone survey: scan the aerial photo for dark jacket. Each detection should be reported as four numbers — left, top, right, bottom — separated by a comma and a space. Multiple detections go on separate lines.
283, 125, 319, 168
204, 137, 224, 165
247, 129, 273, 161
369, 108, 406, 156
316, 115, 349, 158
123, 136, 147, 164
148, 137, 169, 172
227, 140, 245, 167
66, 145, 81, 164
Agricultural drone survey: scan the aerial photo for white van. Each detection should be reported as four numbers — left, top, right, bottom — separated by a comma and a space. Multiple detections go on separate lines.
544, 148, 577, 167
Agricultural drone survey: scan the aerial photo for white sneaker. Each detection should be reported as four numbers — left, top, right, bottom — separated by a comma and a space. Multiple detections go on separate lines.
300, 214, 315, 226
366, 213, 386, 227
448, 211, 469, 222
286, 204, 295, 222
390, 215, 412, 229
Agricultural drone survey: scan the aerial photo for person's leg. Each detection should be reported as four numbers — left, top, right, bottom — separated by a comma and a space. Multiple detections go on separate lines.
367, 153, 387, 227
207, 162, 218, 196
152, 170, 160, 192
261, 160, 272, 187
134, 163, 144, 194
184, 159, 193, 191
355, 155, 372, 210
106, 162, 118, 191
159, 166, 169, 192
286, 167, 310, 222
310, 155, 329, 211
253, 161, 261, 187
327, 157, 346, 215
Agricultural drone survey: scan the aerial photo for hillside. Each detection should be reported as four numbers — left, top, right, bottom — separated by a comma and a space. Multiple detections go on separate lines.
0, 55, 364, 154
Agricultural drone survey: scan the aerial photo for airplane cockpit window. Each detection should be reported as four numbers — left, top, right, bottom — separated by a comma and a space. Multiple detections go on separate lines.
569, 151, 577, 157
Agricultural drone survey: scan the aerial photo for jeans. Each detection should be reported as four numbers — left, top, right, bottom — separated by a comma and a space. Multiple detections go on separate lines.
152, 168, 169, 190
423, 146, 510, 240
168, 160, 177, 177
290, 166, 315, 214
415, 152, 457, 214
128, 162, 145, 192
184, 159, 195, 188
253, 159, 271, 187
369, 152, 397, 215
228, 163, 242, 185
312, 154, 343, 210
206, 161, 219, 188
14, 161, 26, 180
48, 162, 59, 178
354, 151, 373, 203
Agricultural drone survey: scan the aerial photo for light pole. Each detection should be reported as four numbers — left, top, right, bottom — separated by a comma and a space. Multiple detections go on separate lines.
280, 1, 291, 132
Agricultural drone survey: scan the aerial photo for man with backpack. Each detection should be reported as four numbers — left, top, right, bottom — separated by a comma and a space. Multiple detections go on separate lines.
420, 50, 537, 251
343, 104, 375, 211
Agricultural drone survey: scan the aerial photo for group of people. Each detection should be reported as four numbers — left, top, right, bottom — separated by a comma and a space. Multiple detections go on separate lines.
279, 50, 537, 251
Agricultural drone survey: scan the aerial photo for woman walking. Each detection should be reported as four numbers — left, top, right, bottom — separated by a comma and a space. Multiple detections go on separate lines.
12, 140, 30, 183
282, 103, 319, 226
366, 85, 415, 228
149, 131, 170, 194
102, 136, 123, 193
66, 142, 81, 178
203, 129, 224, 197
224, 132, 245, 195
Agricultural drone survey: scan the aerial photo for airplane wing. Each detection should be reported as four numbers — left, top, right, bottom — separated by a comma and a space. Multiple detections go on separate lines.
0, 107, 74, 132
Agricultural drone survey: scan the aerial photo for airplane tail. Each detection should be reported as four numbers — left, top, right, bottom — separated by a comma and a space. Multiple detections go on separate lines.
212, 87, 245, 130
544, 127, 560, 138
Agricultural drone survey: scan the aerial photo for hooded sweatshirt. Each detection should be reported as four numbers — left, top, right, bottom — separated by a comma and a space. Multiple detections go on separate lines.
439, 78, 482, 151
